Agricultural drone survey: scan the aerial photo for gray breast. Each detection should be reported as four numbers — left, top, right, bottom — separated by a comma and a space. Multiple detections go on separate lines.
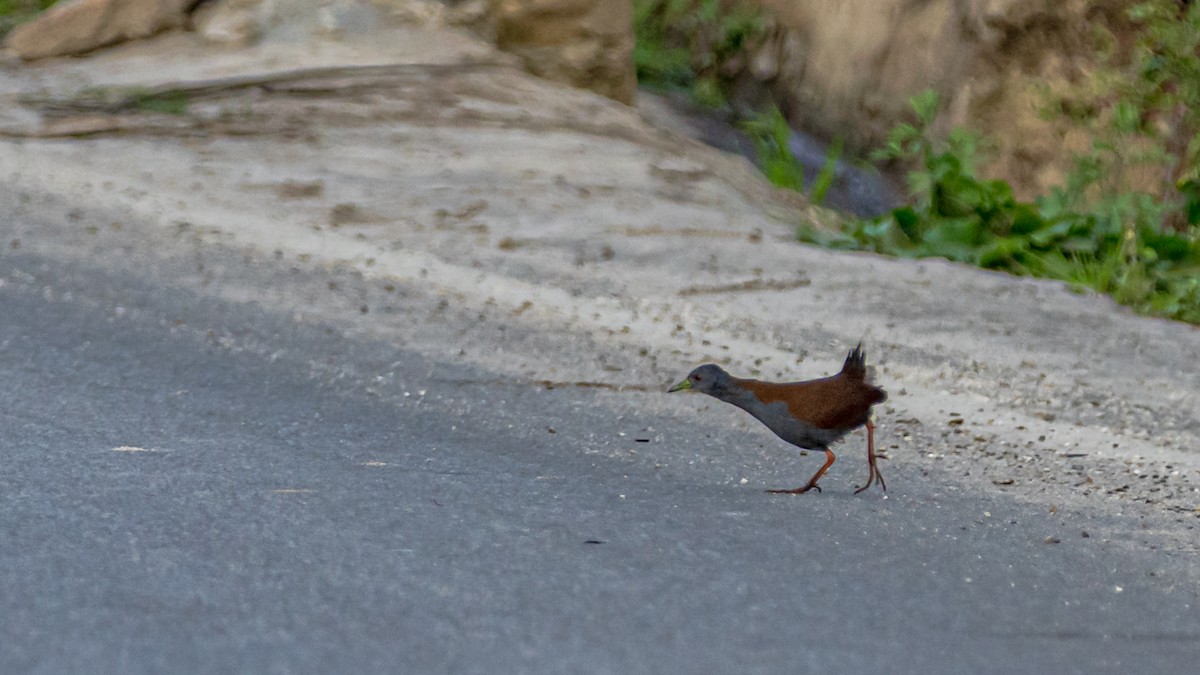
727, 395, 848, 450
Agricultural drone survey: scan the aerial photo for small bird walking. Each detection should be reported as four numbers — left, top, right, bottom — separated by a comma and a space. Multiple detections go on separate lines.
668, 343, 887, 494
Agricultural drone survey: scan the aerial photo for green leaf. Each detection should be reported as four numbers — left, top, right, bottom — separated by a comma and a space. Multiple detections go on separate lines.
1061, 235, 1101, 254
889, 207, 920, 241
977, 236, 1032, 269
1112, 100, 1143, 133
1008, 204, 1046, 236
1141, 231, 1198, 262
1028, 219, 1076, 248
923, 217, 984, 246
810, 138, 843, 205
909, 89, 940, 126
798, 224, 858, 249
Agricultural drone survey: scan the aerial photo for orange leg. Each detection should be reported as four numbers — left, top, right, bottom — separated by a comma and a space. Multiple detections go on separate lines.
854, 420, 887, 495
767, 448, 835, 494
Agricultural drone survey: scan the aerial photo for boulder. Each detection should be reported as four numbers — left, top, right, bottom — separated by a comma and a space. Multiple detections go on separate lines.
6, 0, 200, 60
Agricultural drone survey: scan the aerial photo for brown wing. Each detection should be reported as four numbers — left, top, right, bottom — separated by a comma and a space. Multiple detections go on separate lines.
740, 373, 885, 431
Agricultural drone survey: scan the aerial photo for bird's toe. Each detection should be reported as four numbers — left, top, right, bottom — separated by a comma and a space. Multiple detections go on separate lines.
766, 484, 820, 494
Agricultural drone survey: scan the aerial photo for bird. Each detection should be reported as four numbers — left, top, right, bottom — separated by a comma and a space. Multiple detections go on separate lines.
668, 343, 887, 494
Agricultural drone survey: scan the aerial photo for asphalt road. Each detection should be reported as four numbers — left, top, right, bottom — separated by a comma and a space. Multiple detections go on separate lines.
2, 221, 1199, 674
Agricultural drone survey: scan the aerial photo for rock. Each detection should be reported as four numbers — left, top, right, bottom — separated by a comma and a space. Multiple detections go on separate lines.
195, 0, 413, 45
7, 0, 636, 107
6, 0, 200, 61
191, 0, 272, 46
489, 0, 635, 104
368, 1, 495, 43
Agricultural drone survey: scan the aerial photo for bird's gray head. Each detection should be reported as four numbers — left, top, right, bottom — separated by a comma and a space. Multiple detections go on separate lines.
668, 364, 734, 398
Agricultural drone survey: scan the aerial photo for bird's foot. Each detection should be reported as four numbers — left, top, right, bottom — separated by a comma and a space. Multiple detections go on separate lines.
854, 467, 887, 495
766, 484, 820, 495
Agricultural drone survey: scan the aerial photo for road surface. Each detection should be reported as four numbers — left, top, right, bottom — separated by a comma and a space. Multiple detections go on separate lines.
2, 190, 1198, 675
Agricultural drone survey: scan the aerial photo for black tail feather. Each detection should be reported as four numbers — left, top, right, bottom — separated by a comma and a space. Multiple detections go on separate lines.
842, 342, 866, 376
843, 342, 887, 402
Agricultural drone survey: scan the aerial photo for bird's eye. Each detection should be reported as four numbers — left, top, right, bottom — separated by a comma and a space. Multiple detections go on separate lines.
693, 375, 703, 381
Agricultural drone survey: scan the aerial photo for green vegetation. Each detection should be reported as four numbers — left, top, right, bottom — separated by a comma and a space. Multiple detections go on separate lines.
810, 137, 843, 207
633, 0, 766, 107
1107, 0, 1200, 232
795, 1, 1200, 324
0, 0, 55, 37
0, 0, 55, 18
635, 0, 844, 204
740, 107, 804, 191
633, 0, 1200, 323
39, 85, 193, 116
128, 88, 191, 116
740, 106, 841, 204
802, 83, 1200, 323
